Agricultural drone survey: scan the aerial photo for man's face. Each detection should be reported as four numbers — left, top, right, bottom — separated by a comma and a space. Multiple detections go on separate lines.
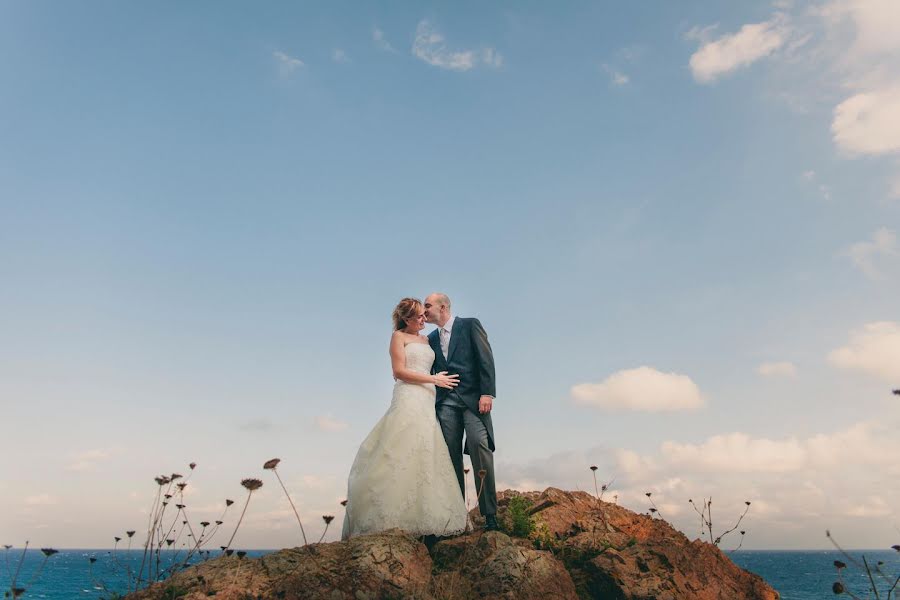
424, 295, 448, 325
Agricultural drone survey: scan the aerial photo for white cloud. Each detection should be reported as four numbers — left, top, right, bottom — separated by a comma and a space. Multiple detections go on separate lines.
24, 493, 57, 506
273, 50, 304, 74
689, 16, 789, 83
67, 448, 111, 471
490, 420, 900, 547
845, 495, 893, 517
332, 48, 349, 64
817, 1, 900, 162
890, 168, 900, 199
239, 418, 276, 432
661, 433, 808, 473
411, 20, 502, 72
832, 86, 900, 155
625, 422, 900, 477
800, 170, 833, 200
601, 63, 629, 86
757, 361, 797, 376
372, 27, 394, 53
314, 414, 349, 432
828, 321, 900, 381
841, 227, 897, 279
818, 0, 900, 61
571, 366, 704, 412
481, 47, 504, 69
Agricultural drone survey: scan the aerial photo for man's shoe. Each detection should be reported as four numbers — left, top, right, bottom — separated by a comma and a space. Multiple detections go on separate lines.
484, 515, 500, 531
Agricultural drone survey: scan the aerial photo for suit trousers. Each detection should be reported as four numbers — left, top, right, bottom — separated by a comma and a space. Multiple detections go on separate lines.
436, 403, 497, 517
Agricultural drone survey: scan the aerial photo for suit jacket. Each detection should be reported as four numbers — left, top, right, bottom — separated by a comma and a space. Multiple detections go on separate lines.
428, 317, 496, 451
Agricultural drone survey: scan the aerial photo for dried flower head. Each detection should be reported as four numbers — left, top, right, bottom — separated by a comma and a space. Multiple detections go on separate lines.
215, 520, 223, 525
464, 468, 470, 474
114, 537, 121, 543
3, 545, 11, 550
590, 465, 598, 471
166, 539, 174, 547
832, 581, 845, 594
263, 458, 281, 470
649, 508, 657, 513
745, 501, 751, 506
225, 549, 234, 556
200, 521, 210, 527
127, 531, 135, 538
340, 500, 348, 507
740, 530, 746, 535
176, 504, 185, 510
89, 557, 97, 564
645, 492, 652, 497
40, 548, 58, 557
155, 476, 169, 486
892, 544, 900, 552
171, 473, 183, 481
322, 515, 334, 524
11, 588, 25, 599
241, 478, 263, 491
237, 550, 247, 559
164, 494, 173, 499
219, 546, 227, 551
189, 462, 197, 470
226, 499, 235, 507
478, 469, 486, 478
177, 483, 187, 491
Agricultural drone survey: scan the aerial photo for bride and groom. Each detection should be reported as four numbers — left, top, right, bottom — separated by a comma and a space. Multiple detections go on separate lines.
341, 293, 499, 539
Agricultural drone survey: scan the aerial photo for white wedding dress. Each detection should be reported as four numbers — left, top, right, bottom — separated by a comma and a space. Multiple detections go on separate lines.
341, 342, 468, 539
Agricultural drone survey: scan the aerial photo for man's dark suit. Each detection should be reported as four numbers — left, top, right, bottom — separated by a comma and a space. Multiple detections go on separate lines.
428, 317, 497, 517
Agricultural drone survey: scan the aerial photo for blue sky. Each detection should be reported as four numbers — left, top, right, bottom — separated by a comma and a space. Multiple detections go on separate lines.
1, 0, 899, 550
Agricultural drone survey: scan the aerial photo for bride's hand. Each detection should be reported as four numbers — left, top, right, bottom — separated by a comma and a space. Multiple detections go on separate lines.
433, 371, 460, 389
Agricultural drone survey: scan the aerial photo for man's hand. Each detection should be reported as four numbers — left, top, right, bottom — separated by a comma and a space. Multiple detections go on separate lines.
478, 395, 493, 414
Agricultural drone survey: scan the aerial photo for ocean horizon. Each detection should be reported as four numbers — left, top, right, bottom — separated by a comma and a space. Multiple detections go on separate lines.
4, 547, 898, 599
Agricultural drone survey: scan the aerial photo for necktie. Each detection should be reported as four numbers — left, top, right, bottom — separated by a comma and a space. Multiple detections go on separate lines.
441, 327, 449, 359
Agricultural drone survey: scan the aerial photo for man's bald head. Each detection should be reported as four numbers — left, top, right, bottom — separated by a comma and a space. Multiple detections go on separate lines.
424, 293, 452, 327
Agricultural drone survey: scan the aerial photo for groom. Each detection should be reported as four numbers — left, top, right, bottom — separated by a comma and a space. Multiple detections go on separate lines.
424, 293, 499, 531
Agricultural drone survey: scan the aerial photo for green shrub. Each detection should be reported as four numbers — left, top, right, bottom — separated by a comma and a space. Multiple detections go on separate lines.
503, 496, 535, 538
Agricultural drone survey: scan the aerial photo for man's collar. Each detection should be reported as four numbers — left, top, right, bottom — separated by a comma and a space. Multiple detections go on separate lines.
441, 315, 455, 332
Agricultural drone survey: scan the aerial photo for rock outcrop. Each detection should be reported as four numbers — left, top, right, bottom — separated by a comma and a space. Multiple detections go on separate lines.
128, 488, 779, 600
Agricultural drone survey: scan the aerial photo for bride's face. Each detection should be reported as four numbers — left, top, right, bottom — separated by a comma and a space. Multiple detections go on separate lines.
406, 308, 426, 333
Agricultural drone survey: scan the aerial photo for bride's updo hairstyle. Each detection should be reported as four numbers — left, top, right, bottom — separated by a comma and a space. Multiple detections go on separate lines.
392, 297, 423, 331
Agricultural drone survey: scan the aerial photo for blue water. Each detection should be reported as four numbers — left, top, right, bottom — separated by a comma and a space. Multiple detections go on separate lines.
1, 549, 270, 599
731, 550, 900, 599
3, 548, 898, 599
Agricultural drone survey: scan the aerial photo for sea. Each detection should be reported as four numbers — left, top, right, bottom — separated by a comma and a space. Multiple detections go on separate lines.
3, 548, 898, 599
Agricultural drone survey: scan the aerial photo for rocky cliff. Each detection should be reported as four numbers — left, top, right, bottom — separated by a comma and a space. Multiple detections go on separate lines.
128, 487, 779, 599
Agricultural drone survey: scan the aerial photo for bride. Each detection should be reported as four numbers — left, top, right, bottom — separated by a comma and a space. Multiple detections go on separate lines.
341, 298, 469, 539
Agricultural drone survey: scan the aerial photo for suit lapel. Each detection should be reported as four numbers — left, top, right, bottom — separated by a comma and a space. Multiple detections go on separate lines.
446, 317, 462, 362
428, 330, 445, 369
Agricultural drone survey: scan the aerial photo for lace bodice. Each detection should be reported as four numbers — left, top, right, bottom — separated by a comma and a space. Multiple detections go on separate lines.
403, 343, 435, 375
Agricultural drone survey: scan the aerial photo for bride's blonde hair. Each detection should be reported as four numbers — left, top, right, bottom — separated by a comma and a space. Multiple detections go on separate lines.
392, 297, 423, 331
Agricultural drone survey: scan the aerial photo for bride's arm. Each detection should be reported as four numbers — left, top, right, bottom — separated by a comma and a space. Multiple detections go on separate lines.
390, 332, 459, 388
